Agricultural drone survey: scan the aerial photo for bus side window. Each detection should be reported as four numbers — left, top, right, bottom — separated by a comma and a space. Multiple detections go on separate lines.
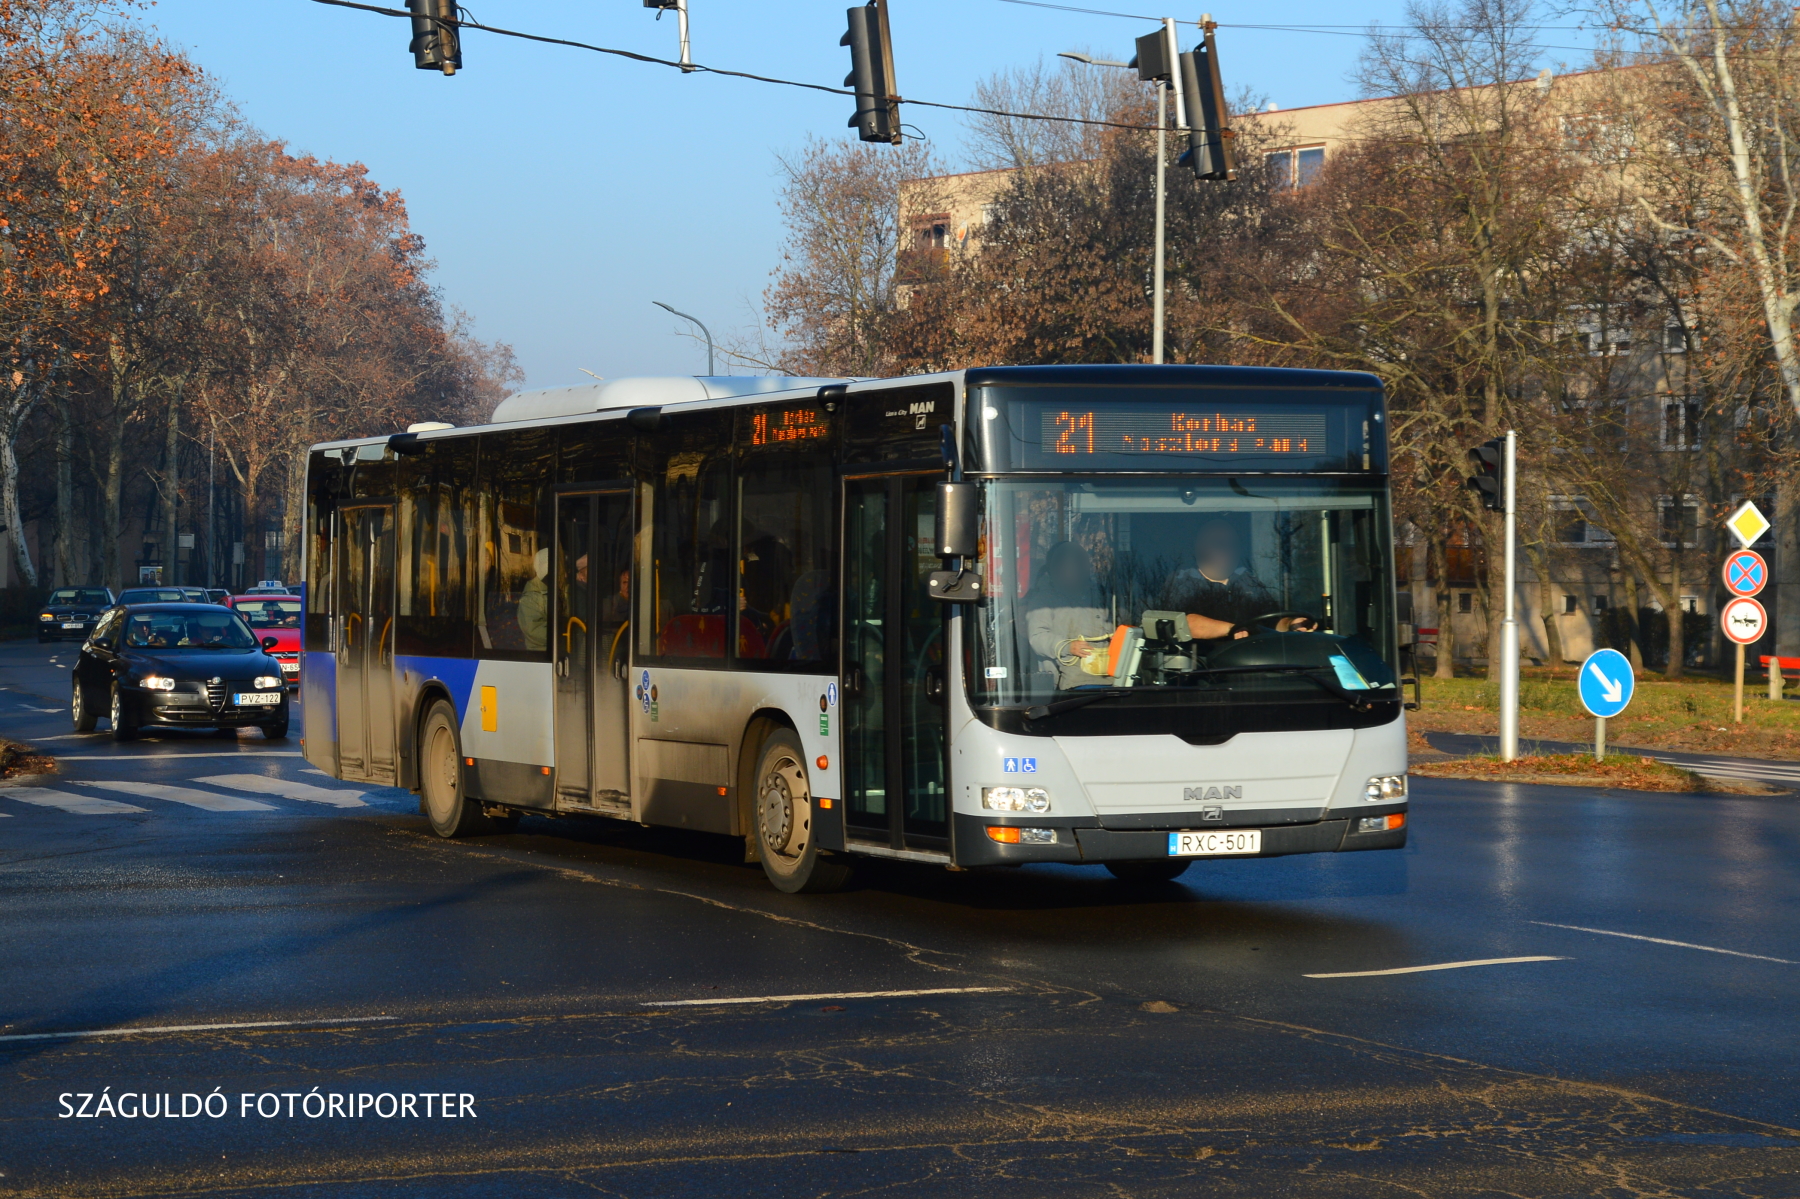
476, 429, 553, 658
639, 412, 732, 662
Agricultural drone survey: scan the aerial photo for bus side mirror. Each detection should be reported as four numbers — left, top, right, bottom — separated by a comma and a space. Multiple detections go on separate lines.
936, 483, 978, 558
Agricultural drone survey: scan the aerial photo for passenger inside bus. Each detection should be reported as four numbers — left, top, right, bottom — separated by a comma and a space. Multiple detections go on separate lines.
1160, 517, 1317, 640
1023, 541, 1113, 689
518, 548, 550, 652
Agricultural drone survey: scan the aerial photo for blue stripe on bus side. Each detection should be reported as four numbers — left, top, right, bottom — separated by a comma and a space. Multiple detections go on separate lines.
396, 656, 480, 721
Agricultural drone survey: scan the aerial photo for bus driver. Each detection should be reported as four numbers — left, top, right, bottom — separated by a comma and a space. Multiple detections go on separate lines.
1161, 517, 1317, 641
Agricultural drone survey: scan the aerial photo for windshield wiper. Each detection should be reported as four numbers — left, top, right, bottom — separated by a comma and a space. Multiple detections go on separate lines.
1017, 688, 1133, 721
1190, 663, 1394, 709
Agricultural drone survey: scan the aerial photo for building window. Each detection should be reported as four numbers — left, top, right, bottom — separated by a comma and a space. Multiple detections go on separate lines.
1593, 595, 1609, 615
1550, 495, 1611, 545
1658, 495, 1699, 548
1563, 594, 1580, 614
1662, 398, 1701, 449
898, 213, 951, 284
1663, 321, 1689, 353
1680, 595, 1699, 613
1267, 145, 1325, 190
1457, 592, 1473, 614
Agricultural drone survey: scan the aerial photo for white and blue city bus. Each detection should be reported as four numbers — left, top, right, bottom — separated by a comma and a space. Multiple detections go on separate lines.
301, 365, 1409, 892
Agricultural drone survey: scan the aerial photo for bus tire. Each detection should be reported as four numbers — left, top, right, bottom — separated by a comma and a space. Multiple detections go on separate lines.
420, 699, 489, 838
752, 728, 848, 894
1105, 859, 1191, 883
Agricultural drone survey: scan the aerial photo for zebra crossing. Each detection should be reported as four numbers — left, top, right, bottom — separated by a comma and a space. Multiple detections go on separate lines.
1652, 755, 1800, 787
0, 772, 378, 817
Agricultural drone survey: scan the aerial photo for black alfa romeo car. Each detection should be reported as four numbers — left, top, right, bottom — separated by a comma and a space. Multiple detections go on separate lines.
72, 604, 291, 742
36, 588, 115, 643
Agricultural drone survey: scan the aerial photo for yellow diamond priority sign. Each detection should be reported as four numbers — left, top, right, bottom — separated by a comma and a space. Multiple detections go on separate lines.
1726, 500, 1771, 549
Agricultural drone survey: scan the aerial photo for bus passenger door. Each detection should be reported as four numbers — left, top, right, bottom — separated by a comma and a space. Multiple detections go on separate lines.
554, 491, 632, 812
841, 475, 949, 852
335, 504, 397, 783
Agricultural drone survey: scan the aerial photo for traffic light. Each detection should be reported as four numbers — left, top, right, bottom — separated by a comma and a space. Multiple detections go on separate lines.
841, 1, 901, 144
407, 0, 461, 75
1132, 27, 1173, 83
1177, 25, 1234, 180
1131, 24, 1189, 131
1467, 439, 1506, 511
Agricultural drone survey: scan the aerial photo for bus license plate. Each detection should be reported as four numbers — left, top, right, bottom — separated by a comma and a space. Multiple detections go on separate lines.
1169, 829, 1260, 856
235, 692, 281, 706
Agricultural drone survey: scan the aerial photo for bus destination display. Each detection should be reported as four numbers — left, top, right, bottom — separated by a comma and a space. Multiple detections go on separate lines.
1042, 409, 1331, 456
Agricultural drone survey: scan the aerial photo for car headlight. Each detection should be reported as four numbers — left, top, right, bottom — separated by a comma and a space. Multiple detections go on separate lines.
982, 786, 1051, 813
39, 612, 53, 621
141, 676, 177, 691
254, 676, 282, 690
1364, 774, 1407, 802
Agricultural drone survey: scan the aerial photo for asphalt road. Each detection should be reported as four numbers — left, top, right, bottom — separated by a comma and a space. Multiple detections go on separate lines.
2, 639, 1798, 1197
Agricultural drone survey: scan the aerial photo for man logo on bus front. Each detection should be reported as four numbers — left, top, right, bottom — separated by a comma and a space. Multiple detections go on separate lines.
1185, 785, 1241, 803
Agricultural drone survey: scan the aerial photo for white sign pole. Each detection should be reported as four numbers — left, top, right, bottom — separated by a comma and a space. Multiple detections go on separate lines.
1595, 715, 1606, 762
1499, 430, 1519, 761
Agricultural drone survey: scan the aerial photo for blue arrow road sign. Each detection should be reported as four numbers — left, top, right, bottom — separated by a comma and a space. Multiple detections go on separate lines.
1578, 648, 1635, 718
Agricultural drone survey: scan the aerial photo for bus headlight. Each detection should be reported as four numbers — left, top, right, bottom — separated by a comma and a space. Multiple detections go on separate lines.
983, 786, 1051, 813
1364, 774, 1407, 801
141, 676, 177, 691
254, 676, 282, 690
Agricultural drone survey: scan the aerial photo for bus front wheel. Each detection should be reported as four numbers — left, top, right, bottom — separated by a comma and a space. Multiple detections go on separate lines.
420, 699, 490, 838
753, 728, 849, 895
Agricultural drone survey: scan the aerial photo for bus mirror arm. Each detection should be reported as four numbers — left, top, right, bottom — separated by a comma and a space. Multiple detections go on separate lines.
928, 569, 982, 603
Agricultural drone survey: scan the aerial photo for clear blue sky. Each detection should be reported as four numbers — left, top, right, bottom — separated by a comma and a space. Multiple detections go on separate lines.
137, 1, 1584, 390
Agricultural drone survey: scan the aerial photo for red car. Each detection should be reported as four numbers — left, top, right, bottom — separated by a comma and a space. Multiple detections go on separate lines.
225, 594, 302, 688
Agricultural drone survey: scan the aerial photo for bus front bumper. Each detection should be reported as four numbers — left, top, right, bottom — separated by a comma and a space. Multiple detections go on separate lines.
951, 806, 1408, 868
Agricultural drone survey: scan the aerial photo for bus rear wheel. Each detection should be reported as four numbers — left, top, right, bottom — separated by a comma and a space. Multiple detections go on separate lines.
753, 728, 848, 894
420, 699, 490, 838
1105, 859, 1191, 884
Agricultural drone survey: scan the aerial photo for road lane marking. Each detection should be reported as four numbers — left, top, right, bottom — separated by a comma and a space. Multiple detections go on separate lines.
1305, 956, 1567, 979
0, 1016, 398, 1043
194, 774, 366, 808
1532, 922, 1798, 964
646, 987, 1012, 1007
2, 787, 147, 814
77, 781, 275, 811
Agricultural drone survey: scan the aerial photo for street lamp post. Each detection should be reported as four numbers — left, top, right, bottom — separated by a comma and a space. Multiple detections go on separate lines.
1059, 45, 1172, 365
652, 300, 715, 376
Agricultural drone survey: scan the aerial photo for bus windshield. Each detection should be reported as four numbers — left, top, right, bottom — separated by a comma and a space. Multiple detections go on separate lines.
969, 476, 1397, 715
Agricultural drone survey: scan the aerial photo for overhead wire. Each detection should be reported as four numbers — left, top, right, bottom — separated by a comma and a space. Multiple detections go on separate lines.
307, 0, 1164, 132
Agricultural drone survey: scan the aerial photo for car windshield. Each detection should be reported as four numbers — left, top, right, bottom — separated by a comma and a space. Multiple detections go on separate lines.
120, 589, 186, 603
48, 589, 109, 605
235, 599, 301, 628
969, 476, 1398, 709
122, 610, 258, 651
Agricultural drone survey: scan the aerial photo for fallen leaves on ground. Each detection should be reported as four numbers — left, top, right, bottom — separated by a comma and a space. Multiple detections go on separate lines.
1411, 753, 1731, 792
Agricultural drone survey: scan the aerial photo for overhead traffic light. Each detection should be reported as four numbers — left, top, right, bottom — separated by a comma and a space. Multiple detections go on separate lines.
407, 0, 461, 75
1467, 439, 1507, 511
1177, 25, 1234, 180
841, 1, 901, 144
